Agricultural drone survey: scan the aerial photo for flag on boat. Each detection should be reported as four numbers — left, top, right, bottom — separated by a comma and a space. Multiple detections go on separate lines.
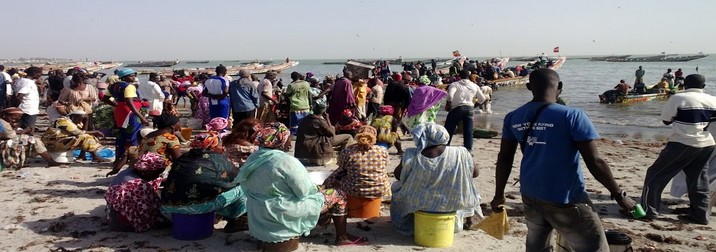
452, 50, 461, 57
553, 47, 560, 53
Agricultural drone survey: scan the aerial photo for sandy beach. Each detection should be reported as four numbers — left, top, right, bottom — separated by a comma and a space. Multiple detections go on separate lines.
1, 123, 715, 252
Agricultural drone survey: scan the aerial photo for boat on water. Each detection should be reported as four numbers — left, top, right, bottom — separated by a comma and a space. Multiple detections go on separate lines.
186, 61, 210, 64
488, 56, 567, 88
435, 57, 511, 75
599, 92, 670, 104
604, 54, 708, 62
589, 55, 631, 61
125, 60, 180, 67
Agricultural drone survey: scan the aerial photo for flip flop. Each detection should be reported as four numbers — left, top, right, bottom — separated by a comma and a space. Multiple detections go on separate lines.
338, 236, 369, 246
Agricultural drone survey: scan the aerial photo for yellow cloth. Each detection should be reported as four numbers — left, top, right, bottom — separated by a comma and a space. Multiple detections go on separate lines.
42, 118, 101, 152
124, 84, 137, 98
353, 81, 368, 106
477, 210, 510, 240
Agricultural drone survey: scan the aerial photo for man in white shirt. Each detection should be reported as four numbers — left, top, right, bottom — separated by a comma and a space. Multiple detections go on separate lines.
138, 73, 166, 113
641, 74, 716, 225
444, 70, 487, 151
15, 66, 42, 134
0, 65, 10, 110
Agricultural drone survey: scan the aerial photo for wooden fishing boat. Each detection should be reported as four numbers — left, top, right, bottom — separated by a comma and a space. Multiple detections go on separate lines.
126, 60, 179, 67
598, 92, 670, 104
488, 56, 566, 88
186, 61, 210, 64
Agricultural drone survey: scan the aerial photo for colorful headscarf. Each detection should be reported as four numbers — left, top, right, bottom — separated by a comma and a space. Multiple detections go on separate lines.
419, 75, 431, 85
355, 125, 377, 148
191, 132, 223, 153
405, 85, 448, 118
255, 122, 291, 150
206, 117, 228, 132
379, 105, 394, 116
392, 72, 403, 81
133, 152, 166, 172
411, 123, 450, 150
342, 109, 353, 118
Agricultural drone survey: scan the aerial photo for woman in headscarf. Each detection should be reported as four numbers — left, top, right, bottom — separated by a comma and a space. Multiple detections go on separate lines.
238, 122, 368, 247
161, 133, 248, 233
371, 105, 403, 154
41, 110, 109, 163
327, 71, 356, 124
402, 75, 448, 131
334, 109, 362, 136
222, 118, 261, 169
0, 108, 64, 168
294, 104, 354, 166
105, 152, 168, 232
323, 125, 390, 199
205, 117, 229, 138
106, 69, 149, 176
390, 123, 482, 235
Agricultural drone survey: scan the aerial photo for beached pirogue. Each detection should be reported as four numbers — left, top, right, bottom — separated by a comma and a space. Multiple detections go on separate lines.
136, 61, 300, 76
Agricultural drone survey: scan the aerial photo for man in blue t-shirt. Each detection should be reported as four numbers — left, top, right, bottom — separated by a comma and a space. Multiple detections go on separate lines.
491, 69, 636, 251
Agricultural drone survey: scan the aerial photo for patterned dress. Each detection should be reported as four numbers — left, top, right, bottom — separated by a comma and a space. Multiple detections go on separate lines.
140, 132, 180, 165
224, 144, 259, 170
161, 149, 246, 219
390, 146, 481, 235
42, 118, 101, 152
105, 168, 164, 232
0, 119, 48, 170
324, 144, 390, 199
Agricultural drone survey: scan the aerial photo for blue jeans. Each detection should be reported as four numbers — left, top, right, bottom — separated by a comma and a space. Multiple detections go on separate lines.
444, 105, 474, 151
522, 196, 608, 252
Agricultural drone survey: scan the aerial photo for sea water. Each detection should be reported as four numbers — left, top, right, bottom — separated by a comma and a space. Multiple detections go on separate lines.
129, 56, 716, 141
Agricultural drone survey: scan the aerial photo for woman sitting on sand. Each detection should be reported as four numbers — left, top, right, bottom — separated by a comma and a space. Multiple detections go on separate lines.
161, 133, 248, 233
41, 110, 109, 163
294, 104, 355, 166
237, 122, 368, 247
0, 108, 64, 168
222, 118, 261, 169
334, 109, 362, 136
140, 114, 182, 163
391, 123, 482, 235
105, 152, 168, 232
371, 105, 403, 155
323, 125, 390, 200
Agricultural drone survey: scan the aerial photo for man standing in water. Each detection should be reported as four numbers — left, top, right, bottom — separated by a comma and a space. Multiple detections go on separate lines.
491, 69, 636, 251
663, 68, 675, 91
641, 74, 716, 225
635, 66, 645, 84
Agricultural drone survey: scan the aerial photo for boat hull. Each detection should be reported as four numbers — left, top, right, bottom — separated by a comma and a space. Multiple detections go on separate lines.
598, 93, 670, 104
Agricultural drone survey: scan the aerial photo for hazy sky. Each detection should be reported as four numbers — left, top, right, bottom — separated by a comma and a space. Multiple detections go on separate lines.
3, 0, 715, 60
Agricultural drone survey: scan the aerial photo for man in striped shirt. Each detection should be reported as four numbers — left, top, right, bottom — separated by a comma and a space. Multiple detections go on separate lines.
641, 74, 716, 225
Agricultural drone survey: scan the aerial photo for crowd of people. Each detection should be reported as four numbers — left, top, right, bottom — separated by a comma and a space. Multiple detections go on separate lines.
0, 61, 713, 251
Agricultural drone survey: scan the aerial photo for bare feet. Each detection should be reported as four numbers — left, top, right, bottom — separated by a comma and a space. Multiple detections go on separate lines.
336, 235, 368, 246
46, 162, 69, 168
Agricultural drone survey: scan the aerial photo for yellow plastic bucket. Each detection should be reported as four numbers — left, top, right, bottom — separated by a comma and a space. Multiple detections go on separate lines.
414, 211, 456, 248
